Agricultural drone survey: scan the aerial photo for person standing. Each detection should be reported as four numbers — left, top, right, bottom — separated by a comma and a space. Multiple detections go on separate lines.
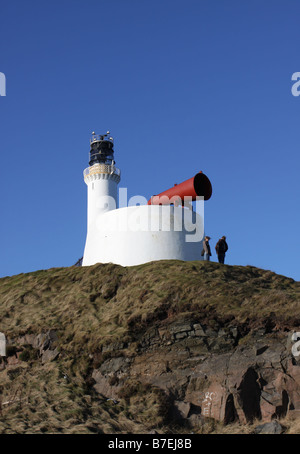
215, 236, 228, 264
202, 236, 212, 261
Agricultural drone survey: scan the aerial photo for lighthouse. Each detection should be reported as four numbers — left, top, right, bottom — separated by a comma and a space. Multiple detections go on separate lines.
82, 131, 212, 267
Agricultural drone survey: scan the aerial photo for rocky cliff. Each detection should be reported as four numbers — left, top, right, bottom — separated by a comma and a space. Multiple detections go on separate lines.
0, 260, 299, 433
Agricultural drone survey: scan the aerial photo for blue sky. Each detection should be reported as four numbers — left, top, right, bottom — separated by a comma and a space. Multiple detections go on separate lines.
0, 0, 299, 281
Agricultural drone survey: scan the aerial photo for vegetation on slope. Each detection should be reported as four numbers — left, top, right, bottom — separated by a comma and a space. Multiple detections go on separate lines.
0, 260, 299, 433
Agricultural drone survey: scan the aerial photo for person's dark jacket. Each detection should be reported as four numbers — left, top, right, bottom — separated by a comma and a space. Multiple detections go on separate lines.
203, 240, 211, 256
215, 239, 228, 255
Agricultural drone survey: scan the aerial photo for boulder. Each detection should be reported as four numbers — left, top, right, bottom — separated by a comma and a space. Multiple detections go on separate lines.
254, 420, 286, 434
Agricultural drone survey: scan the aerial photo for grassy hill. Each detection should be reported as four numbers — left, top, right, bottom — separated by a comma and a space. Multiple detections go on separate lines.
0, 260, 299, 433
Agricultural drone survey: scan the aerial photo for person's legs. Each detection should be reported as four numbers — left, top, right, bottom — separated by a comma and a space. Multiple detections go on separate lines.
218, 254, 225, 264
204, 253, 210, 261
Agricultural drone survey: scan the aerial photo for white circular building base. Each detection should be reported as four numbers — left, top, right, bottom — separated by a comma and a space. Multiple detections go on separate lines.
82, 205, 204, 267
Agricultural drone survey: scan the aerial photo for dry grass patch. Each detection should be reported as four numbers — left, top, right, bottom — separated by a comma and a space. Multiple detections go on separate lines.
0, 260, 299, 433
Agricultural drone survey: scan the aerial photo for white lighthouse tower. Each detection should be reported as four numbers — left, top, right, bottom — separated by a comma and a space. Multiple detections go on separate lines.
82, 132, 121, 266
82, 131, 211, 267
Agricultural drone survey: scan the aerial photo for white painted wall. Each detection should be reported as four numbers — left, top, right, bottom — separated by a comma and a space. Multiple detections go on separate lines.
83, 205, 204, 267
86, 174, 119, 227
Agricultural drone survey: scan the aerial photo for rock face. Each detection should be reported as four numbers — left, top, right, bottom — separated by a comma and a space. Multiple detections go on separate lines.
91, 318, 300, 427
0, 261, 299, 433
3, 321, 295, 431
5, 329, 59, 366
